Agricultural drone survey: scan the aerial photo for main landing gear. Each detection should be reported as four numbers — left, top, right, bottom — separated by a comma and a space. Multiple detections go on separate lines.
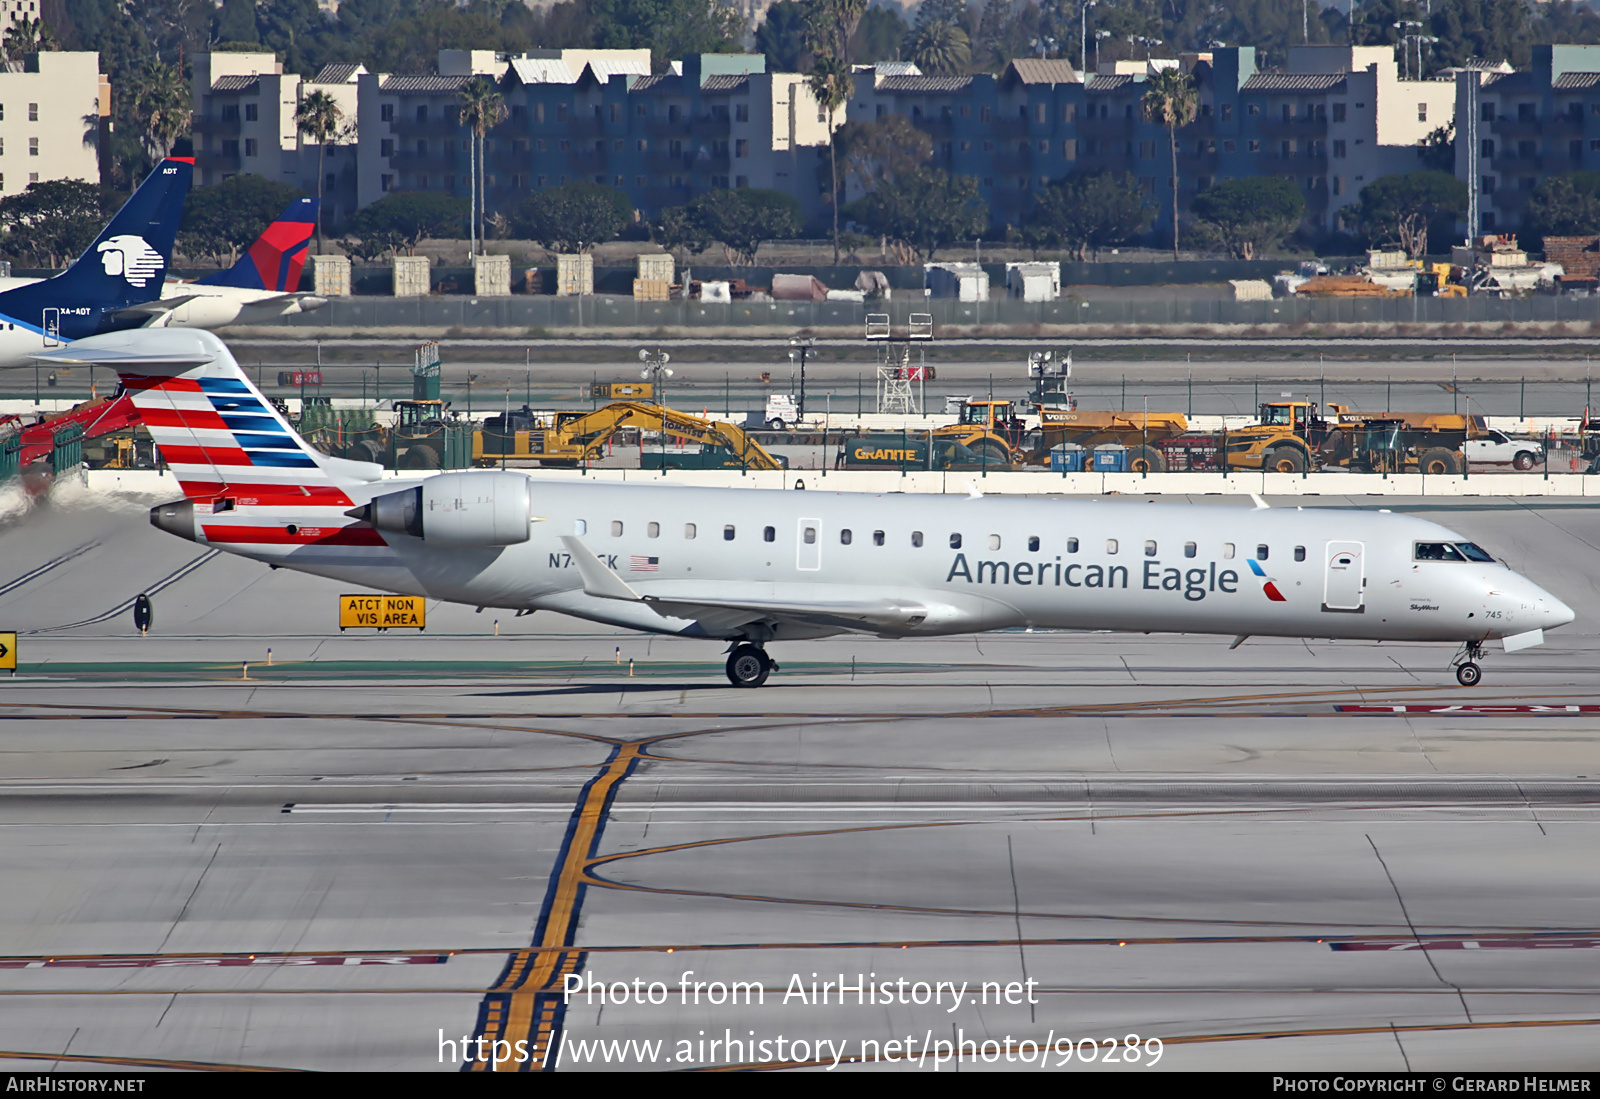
1451, 640, 1486, 687
726, 643, 779, 688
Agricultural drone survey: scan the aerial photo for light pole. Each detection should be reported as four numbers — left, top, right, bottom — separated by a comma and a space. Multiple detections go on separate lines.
1081, 0, 1098, 78
638, 348, 673, 407
1393, 21, 1422, 79
788, 336, 813, 422
1094, 29, 1112, 72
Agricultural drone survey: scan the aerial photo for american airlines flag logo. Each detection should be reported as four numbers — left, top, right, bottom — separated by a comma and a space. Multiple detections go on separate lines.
629, 556, 660, 572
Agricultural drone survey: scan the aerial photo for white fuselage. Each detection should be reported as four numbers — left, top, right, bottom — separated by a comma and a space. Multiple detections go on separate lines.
183, 479, 1574, 647
144, 282, 327, 329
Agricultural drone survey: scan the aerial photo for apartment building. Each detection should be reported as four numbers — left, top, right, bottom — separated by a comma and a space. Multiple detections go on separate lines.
356, 51, 835, 221
192, 51, 364, 225
0, 51, 107, 195
1454, 45, 1600, 233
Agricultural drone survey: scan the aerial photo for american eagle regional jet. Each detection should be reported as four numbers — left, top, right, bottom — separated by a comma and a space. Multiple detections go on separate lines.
39, 329, 1575, 688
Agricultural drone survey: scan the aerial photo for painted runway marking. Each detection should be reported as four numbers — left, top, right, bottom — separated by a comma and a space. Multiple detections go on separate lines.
1333, 936, 1600, 951
1338, 704, 1600, 713
0, 954, 446, 969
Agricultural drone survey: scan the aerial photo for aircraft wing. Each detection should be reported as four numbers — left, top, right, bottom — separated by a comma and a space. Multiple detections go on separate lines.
109, 295, 201, 323
559, 535, 928, 635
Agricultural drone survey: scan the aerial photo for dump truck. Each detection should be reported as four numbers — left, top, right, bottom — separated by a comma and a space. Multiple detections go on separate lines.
474, 401, 785, 470
1164, 401, 1473, 474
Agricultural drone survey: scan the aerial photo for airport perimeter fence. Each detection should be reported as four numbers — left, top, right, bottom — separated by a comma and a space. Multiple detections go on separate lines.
274, 293, 1600, 332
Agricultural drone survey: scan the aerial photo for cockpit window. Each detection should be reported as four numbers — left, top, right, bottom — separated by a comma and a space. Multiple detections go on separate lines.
1415, 542, 1467, 562
1456, 542, 1495, 562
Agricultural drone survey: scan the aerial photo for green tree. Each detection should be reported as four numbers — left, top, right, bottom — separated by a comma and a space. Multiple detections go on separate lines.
518, 181, 633, 253
1025, 170, 1155, 260
1419, 122, 1455, 173
1140, 66, 1198, 259
808, 52, 852, 263
651, 204, 714, 260
458, 76, 507, 256
681, 187, 802, 264
0, 179, 121, 268
344, 191, 469, 257
587, 0, 745, 69
847, 167, 987, 261
1350, 169, 1467, 256
178, 174, 308, 266
851, 5, 909, 62
1524, 172, 1600, 240
1190, 176, 1305, 259
3, 15, 58, 60
126, 57, 191, 165
755, 0, 810, 69
901, 17, 970, 73
294, 89, 342, 255
836, 114, 933, 197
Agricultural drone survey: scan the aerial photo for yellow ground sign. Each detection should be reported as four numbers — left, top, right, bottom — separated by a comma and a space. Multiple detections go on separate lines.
0, 631, 15, 670
338, 595, 426, 631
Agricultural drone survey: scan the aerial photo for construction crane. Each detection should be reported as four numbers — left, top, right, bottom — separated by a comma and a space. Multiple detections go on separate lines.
474, 401, 787, 470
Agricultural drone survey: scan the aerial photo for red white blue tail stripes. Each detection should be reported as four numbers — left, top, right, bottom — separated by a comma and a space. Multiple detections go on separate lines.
34, 329, 402, 569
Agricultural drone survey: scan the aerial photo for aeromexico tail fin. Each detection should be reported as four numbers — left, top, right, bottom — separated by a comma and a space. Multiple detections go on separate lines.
199, 197, 317, 292
0, 157, 193, 322
31, 328, 358, 501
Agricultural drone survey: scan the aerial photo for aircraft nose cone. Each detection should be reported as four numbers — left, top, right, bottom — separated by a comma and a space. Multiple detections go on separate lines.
1544, 594, 1576, 629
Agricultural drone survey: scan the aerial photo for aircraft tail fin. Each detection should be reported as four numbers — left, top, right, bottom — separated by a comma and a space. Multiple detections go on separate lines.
12, 158, 194, 312
199, 197, 317, 292
31, 328, 371, 504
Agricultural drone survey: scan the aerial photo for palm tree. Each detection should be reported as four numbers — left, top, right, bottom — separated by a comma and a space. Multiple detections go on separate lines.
807, 54, 852, 264
901, 19, 971, 74
295, 90, 343, 254
458, 77, 507, 256
1141, 67, 1198, 260
128, 59, 191, 166
3, 15, 56, 62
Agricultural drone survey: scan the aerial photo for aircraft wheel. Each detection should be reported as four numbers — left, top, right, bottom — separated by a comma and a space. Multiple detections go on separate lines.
1455, 661, 1482, 687
725, 645, 771, 688
1513, 451, 1536, 471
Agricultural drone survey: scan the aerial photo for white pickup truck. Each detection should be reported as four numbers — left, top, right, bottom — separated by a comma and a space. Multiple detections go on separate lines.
1462, 430, 1545, 470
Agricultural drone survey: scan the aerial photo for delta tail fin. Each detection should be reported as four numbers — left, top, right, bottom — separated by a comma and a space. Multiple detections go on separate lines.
199, 197, 317, 292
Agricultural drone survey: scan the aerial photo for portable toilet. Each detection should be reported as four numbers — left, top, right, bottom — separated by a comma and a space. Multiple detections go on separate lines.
1050, 443, 1088, 472
1092, 444, 1128, 472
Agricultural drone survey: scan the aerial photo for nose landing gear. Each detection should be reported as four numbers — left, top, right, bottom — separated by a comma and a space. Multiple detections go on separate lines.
726, 643, 779, 688
1451, 640, 1485, 687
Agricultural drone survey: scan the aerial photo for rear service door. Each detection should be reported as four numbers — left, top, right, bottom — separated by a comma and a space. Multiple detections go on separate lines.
1322, 540, 1364, 612
42, 308, 59, 348
797, 517, 821, 571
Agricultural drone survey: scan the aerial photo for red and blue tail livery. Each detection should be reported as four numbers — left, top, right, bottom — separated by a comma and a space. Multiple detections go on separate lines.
199, 198, 317, 293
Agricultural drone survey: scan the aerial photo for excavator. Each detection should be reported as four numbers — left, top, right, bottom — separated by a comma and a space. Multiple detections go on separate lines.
473, 401, 787, 470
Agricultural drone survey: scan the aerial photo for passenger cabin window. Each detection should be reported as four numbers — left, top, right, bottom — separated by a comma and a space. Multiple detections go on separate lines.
763, 526, 775, 542
988, 534, 1001, 550
1222, 542, 1235, 559
611, 521, 623, 536
684, 523, 696, 539
1106, 539, 1118, 554
723, 525, 736, 541
1294, 545, 1306, 562
950, 533, 962, 549
647, 522, 659, 538
1256, 544, 1269, 560
911, 531, 924, 547
1144, 540, 1157, 557
873, 530, 885, 546
803, 526, 817, 544
1028, 536, 1040, 551
1184, 541, 1197, 558
841, 529, 853, 545
574, 520, 587, 535
1066, 537, 1079, 553
1415, 542, 1468, 561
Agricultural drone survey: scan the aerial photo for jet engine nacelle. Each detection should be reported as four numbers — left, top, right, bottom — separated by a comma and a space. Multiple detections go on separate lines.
352, 471, 533, 546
